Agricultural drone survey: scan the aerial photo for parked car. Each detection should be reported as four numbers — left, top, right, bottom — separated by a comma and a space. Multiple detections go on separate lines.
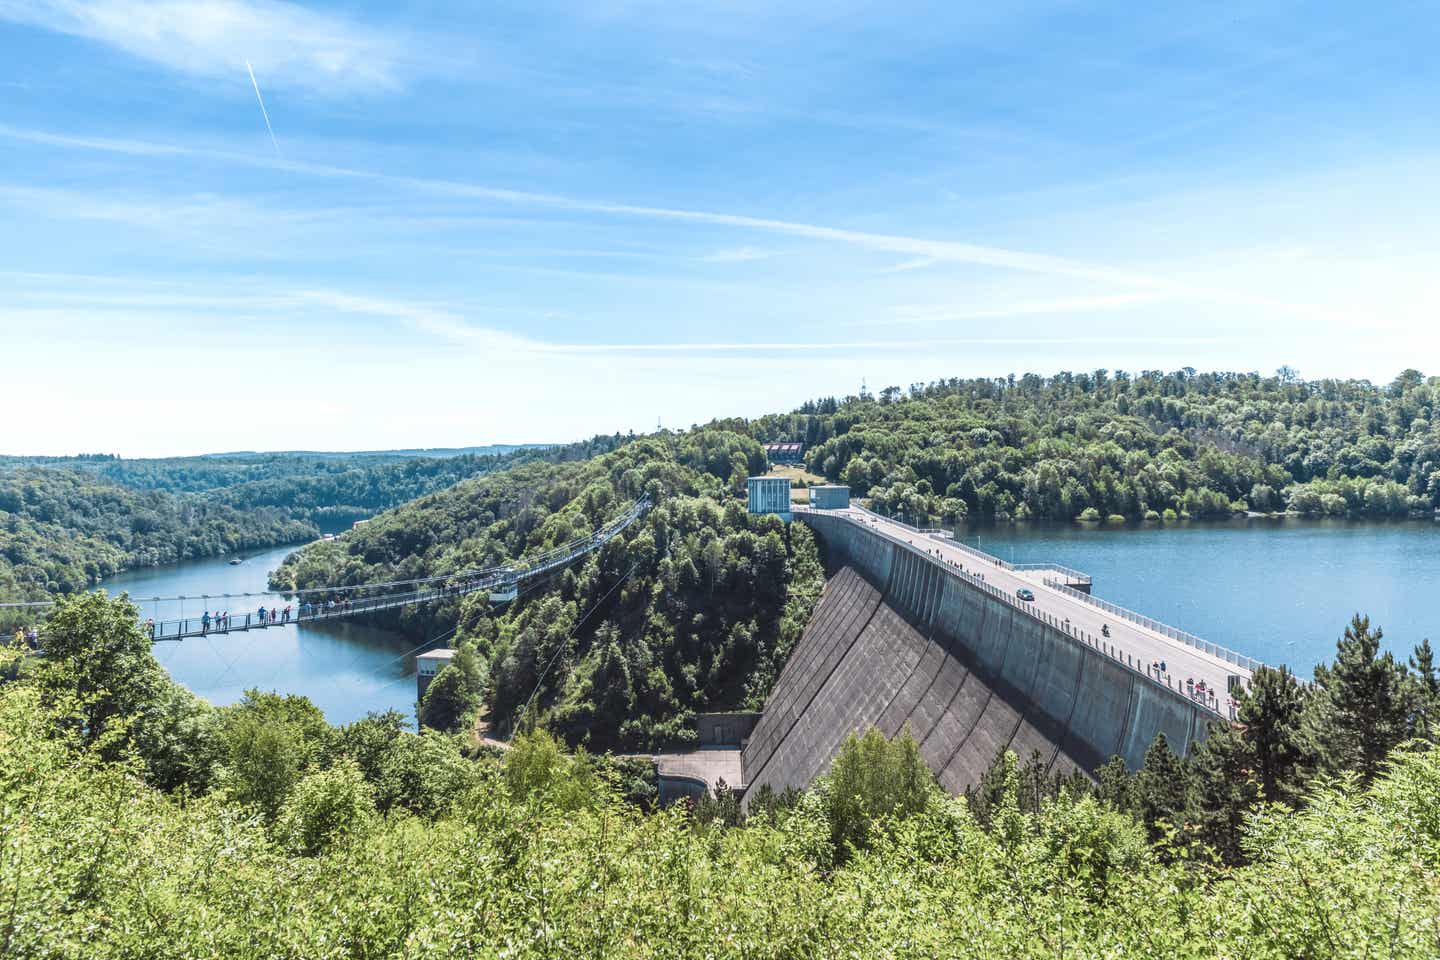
1016, 588, 1035, 601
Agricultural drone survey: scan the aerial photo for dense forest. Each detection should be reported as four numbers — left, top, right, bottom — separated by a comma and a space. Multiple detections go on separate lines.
6, 366, 1440, 954
0, 468, 313, 616
747, 368, 1440, 522
1, 437, 619, 526
270, 430, 826, 750
0, 436, 627, 623
2, 592, 1437, 957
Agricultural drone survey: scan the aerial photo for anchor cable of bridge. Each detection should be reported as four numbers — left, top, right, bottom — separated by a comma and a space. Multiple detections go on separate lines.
509, 559, 642, 743
8, 497, 651, 609
10, 496, 652, 645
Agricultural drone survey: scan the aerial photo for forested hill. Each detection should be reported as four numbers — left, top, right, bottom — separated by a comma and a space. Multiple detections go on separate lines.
0, 468, 313, 611
271, 430, 825, 751
749, 368, 1440, 522
0, 436, 628, 621
0, 437, 618, 526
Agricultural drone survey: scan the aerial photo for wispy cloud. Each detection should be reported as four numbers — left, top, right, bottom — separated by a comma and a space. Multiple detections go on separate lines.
0, 122, 1158, 285
527, 335, 1277, 354
701, 246, 773, 263
869, 292, 1175, 326
0, 122, 1348, 324
3, 272, 1271, 357
0, 0, 402, 93
877, 256, 937, 274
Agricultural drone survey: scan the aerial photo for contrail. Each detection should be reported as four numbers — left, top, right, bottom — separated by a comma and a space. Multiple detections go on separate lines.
245, 60, 279, 156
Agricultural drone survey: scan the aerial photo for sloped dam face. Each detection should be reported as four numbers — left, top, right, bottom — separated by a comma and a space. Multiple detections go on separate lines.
741, 514, 1215, 802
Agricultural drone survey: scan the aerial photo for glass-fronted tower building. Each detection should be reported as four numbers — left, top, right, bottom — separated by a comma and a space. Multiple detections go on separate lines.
747, 476, 792, 521
810, 484, 851, 510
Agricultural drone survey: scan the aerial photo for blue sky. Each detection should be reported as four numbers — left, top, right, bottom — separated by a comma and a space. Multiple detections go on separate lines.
2, 0, 1437, 456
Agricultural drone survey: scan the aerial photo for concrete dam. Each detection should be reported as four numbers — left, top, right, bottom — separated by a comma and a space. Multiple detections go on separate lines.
742, 509, 1239, 800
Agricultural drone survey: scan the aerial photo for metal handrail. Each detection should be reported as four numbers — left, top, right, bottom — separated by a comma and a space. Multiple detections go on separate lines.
808, 510, 1229, 718
1037, 577, 1290, 683
1012, 562, 1093, 585
101, 496, 650, 644
849, 505, 1092, 584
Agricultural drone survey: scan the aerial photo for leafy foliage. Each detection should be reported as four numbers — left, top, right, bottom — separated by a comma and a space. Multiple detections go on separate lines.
748, 368, 1440, 521
273, 431, 825, 751
4, 657, 1440, 957
0, 468, 313, 621
6, 593, 1440, 956
822, 727, 935, 857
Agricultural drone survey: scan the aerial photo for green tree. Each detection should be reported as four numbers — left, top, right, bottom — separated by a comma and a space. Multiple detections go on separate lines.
823, 727, 935, 856
275, 758, 377, 855
1191, 666, 1314, 863
1310, 614, 1416, 783
37, 591, 165, 759
418, 647, 488, 733
1131, 733, 1193, 845
218, 690, 332, 820
1410, 638, 1439, 739
502, 728, 599, 811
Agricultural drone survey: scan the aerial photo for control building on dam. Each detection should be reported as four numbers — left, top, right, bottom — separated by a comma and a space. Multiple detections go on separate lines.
740, 505, 1258, 803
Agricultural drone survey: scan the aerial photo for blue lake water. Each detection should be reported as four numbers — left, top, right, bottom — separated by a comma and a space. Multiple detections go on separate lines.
102, 543, 420, 725
99, 520, 1440, 722
963, 518, 1440, 676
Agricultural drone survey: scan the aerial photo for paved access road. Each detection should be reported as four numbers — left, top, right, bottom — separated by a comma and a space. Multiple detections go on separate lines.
826, 507, 1249, 716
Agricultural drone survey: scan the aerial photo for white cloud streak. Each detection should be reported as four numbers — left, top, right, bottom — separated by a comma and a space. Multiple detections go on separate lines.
0, 122, 1349, 325
245, 59, 279, 155
4, 275, 1273, 357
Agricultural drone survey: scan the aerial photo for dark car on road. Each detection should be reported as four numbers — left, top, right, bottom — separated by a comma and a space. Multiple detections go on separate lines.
1016, 588, 1035, 601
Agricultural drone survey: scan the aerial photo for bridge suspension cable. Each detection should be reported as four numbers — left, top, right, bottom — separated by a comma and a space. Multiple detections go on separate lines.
7, 496, 651, 645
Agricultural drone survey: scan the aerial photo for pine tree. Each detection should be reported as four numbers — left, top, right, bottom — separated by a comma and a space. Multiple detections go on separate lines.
1190, 721, 1258, 864
1132, 733, 1193, 844
1094, 756, 1134, 814
1310, 613, 1415, 783
1238, 665, 1313, 804
1410, 639, 1439, 740
1189, 665, 1314, 864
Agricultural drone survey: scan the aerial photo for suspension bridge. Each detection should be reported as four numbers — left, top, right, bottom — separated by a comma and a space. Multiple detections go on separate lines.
8, 496, 650, 645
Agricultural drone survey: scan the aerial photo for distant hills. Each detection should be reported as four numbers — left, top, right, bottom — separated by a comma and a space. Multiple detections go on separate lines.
1, 443, 554, 464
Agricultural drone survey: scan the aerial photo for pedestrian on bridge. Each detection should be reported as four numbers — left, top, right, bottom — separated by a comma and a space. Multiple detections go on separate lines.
283, 605, 291, 622
258, 605, 268, 625
201, 611, 211, 634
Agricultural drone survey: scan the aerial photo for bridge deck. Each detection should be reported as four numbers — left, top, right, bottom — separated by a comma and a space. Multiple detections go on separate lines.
135, 497, 650, 643
813, 507, 1252, 716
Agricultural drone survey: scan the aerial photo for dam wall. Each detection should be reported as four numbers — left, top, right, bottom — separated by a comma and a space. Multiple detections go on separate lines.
741, 513, 1214, 801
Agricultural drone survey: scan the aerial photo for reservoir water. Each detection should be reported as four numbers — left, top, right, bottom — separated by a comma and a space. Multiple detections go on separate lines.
966, 518, 1440, 676
100, 520, 1439, 722
102, 543, 419, 725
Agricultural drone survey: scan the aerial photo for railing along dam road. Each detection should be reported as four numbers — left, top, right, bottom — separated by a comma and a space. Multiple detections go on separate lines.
29, 497, 651, 644
808, 505, 1257, 717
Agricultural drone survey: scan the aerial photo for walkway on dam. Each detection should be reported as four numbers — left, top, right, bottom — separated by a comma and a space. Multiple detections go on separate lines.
809, 506, 1255, 715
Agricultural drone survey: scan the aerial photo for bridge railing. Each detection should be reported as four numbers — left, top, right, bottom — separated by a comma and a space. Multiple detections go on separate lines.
137, 497, 652, 642
850, 504, 1092, 585
1039, 577, 1274, 678
817, 511, 1231, 718
1012, 562, 1093, 585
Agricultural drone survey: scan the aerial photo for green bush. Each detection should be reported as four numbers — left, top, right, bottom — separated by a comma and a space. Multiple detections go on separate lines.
275, 758, 377, 855
823, 728, 936, 856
